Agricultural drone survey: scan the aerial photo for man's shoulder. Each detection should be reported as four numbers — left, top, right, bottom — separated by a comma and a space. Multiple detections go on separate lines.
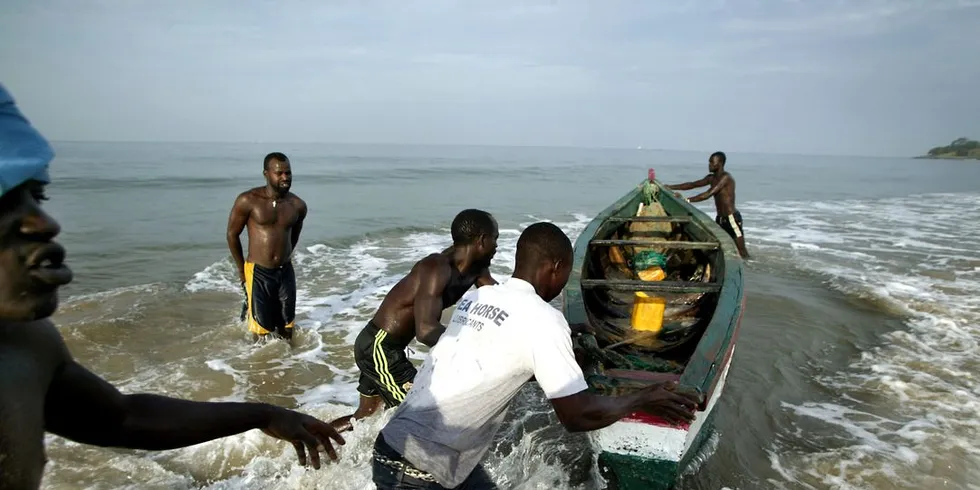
480, 284, 568, 329
286, 192, 307, 206
235, 187, 264, 203
410, 253, 453, 281
535, 304, 571, 334
0, 319, 71, 364
415, 252, 451, 271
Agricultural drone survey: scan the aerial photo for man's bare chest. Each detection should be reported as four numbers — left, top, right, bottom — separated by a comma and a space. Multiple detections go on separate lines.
0, 350, 52, 489
250, 201, 299, 228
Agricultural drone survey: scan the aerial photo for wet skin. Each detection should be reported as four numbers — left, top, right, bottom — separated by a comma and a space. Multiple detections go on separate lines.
0, 181, 342, 490
668, 156, 751, 258
227, 159, 308, 340
330, 225, 500, 432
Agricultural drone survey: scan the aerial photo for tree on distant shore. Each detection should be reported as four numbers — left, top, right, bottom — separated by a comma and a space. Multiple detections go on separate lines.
926, 137, 980, 158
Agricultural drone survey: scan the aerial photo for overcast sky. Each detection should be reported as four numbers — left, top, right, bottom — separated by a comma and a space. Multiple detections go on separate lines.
1, 0, 978, 156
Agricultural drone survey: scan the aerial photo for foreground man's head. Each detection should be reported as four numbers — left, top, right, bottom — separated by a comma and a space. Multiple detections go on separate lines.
0, 83, 73, 322
513, 221, 573, 302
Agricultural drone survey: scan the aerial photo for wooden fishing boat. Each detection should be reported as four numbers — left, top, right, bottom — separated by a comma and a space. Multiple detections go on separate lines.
561, 170, 745, 490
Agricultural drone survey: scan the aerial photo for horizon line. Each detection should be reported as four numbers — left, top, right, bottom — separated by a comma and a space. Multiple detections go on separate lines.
46, 139, 912, 160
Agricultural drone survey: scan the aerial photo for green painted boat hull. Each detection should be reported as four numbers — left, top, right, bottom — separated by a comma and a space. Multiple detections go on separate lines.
562, 178, 745, 490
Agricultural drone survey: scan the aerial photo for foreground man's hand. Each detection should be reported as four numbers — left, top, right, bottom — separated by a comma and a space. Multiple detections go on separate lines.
638, 381, 702, 424
261, 408, 347, 469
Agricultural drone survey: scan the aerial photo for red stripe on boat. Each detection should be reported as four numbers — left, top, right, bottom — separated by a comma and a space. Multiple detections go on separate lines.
622, 411, 693, 430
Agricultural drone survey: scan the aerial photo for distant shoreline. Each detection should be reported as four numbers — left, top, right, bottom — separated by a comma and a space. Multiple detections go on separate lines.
914, 155, 980, 161
920, 138, 979, 160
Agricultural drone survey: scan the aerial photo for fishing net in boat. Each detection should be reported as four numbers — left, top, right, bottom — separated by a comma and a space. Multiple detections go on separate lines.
577, 333, 685, 396
578, 334, 684, 373
633, 250, 667, 271
640, 179, 658, 204
586, 375, 677, 397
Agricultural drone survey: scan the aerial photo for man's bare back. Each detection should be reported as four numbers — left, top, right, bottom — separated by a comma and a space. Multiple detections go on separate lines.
329, 209, 499, 432
226, 154, 308, 339
372, 247, 494, 348
697, 171, 737, 216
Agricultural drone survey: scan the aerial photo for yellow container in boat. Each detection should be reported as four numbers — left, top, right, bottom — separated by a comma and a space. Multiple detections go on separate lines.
637, 267, 666, 282
631, 291, 665, 333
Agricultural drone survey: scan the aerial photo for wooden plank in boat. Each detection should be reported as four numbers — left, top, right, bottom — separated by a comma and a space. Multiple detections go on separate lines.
580, 279, 722, 293
605, 216, 693, 223
589, 239, 719, 250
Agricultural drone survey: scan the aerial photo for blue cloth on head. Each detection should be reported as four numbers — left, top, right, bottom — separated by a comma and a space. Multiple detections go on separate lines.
0, 83, 53, 198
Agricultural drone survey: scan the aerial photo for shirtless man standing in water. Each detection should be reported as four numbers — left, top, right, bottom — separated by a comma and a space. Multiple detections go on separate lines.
227, 152, 308, 341
668, 151, 751, 259
330, 209, 499, 432
0, 84, 343, 490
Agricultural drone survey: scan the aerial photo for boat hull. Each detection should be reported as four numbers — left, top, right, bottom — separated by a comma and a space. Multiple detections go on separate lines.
563, 177, 745, 489
592, 345, 734, 490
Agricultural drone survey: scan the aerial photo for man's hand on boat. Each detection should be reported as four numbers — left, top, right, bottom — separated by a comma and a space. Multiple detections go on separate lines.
548, 379, 702, 432
638, 381, 702, 424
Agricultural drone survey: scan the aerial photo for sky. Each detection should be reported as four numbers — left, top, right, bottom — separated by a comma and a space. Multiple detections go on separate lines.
1, 0, 978, 157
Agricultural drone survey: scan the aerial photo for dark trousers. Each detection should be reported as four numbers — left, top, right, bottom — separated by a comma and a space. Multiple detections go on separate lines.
372, 434, 498, 490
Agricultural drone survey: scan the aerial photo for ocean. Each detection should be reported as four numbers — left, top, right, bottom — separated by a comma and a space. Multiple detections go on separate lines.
38, 142, 980, 490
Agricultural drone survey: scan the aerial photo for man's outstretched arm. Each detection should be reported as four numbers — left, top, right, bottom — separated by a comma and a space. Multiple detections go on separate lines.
666, 176, 711, 191
688, 174, 731, 203
44, 359, 345, 468
550, 382, 700, 432
530, 319, 700, 433
413, 258, 452, 347
227, 193, 251, 284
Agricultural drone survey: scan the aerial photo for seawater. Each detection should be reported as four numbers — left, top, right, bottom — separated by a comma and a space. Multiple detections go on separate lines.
38, 142, 980, 489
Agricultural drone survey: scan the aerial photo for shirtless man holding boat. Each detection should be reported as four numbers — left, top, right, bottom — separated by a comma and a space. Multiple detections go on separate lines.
227, 152, 308, 341
668, 151, 751, 259
0, 83, 344, 490
329, 209, 500, 433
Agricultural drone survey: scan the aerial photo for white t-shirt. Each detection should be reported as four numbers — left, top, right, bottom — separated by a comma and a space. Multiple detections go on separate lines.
379, 277, 589, 488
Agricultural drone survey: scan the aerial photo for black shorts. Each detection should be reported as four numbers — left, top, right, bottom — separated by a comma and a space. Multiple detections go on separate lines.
716, 211, 744, 241
243, 261, 296, 336
354, 320, 417, 408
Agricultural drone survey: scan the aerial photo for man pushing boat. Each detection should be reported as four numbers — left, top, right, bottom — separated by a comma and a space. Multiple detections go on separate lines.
668, 151, 751, 259
0, 84, 344, 490
329, 209, 500, 432
227, 152, 308, 341
371, 222, 703, 489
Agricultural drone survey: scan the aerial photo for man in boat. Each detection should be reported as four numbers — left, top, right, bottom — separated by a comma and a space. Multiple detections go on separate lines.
329, 209, 500, 433
0, 84, 344, 490
227, 152, 308, 341
667, 151, 751, 259
371, 222, 703, 489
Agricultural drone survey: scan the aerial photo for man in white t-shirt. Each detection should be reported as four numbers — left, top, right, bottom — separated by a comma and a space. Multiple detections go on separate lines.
373, 222, 702, 489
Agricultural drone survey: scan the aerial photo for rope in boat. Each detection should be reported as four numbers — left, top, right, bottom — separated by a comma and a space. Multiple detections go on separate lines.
576, 333, 685, 396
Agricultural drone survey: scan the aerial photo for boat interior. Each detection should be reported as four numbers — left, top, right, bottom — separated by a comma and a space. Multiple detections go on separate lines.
577, 184, 728, 386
